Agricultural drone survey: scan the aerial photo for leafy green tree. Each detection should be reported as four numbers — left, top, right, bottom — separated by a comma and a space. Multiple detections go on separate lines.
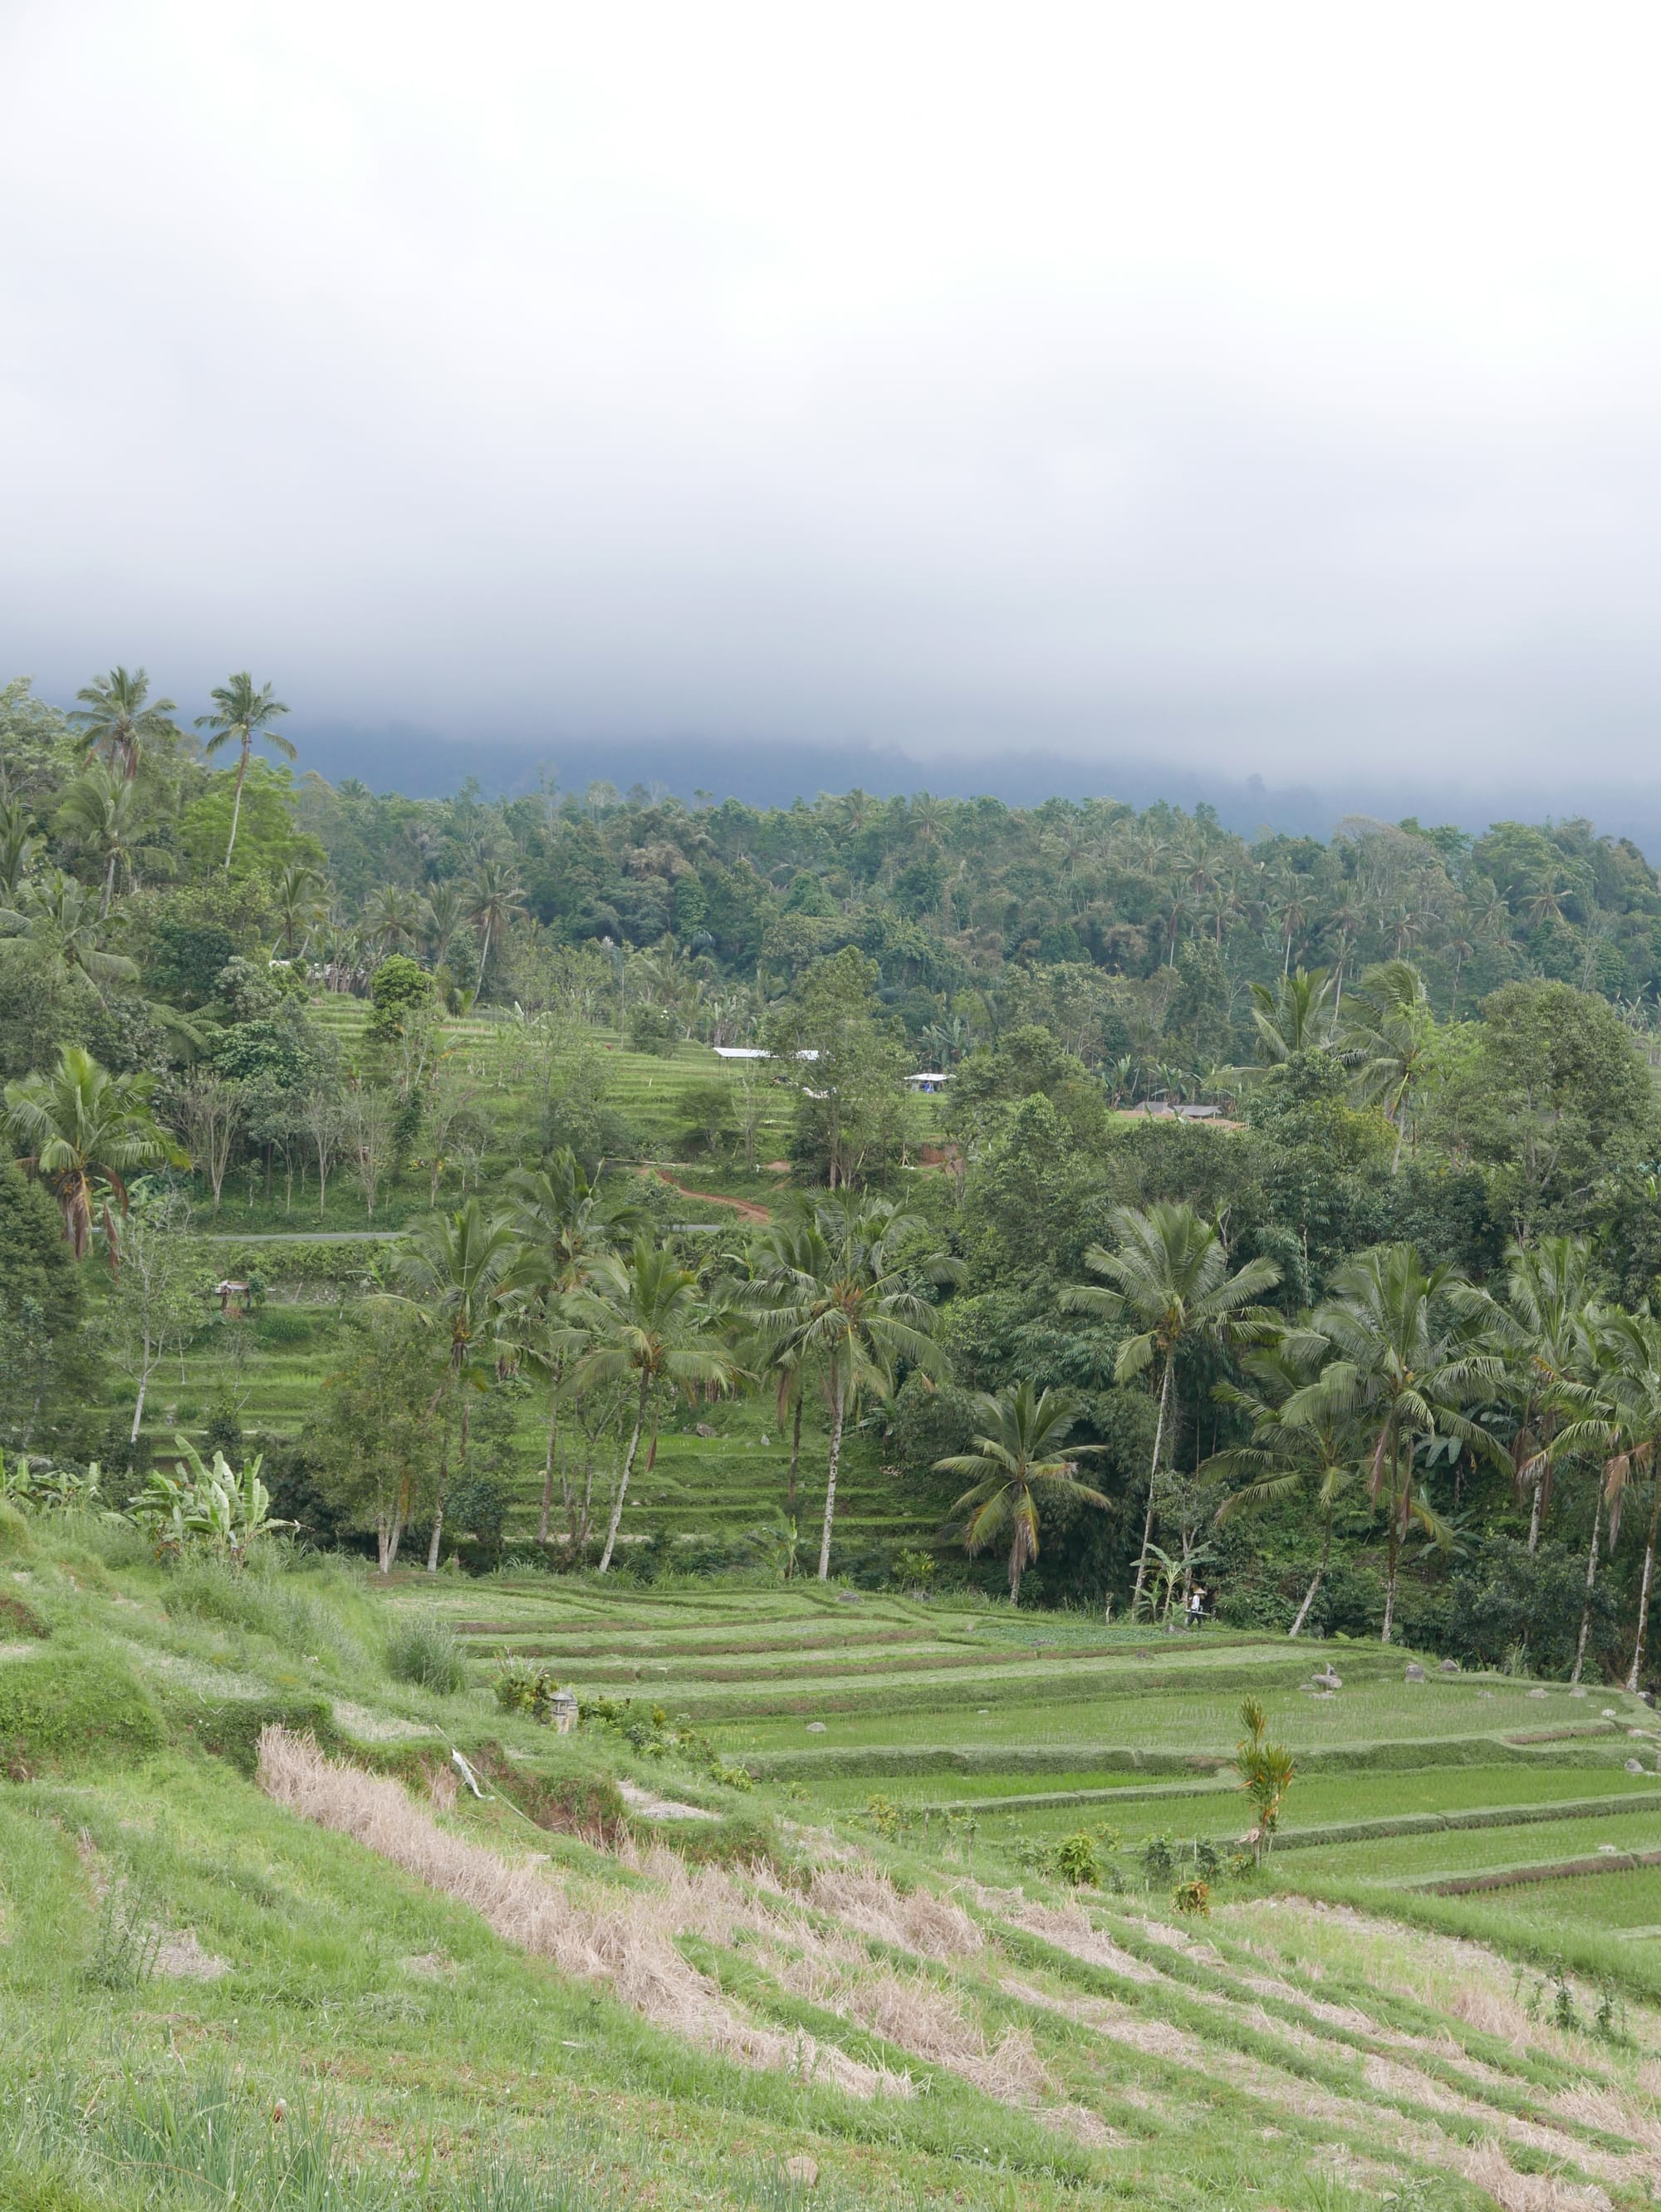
110, 1194, 208, 1442
936, 1380, 1108, 1602
195, 674, 294, 871
67, 666, 178, 782
386, 1199, 523, 1570
1065, 1202, 1280, 1616
4, 1047, 184, 1263
768, 948, 914, 1189
309, 1302, 442, 1571
574, 1236, 737, 1572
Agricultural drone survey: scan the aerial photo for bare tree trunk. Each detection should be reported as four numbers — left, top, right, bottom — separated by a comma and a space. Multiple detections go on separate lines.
130, 1335, 153, 1444
1130, 1357, 1173, 1617
426, 1464, 447, 1572
787, 1383, 802, 1518
224, 742, 250, 871
1527, 1469, 1544, 1554
598, 1372, 649, 1572
817, 1377, 845, 1582
537, 1357, 562, 1545
1628, 1487, 1660, 1695
1572, 1489, 1604, 1685
1288, 1513, 1332, 1636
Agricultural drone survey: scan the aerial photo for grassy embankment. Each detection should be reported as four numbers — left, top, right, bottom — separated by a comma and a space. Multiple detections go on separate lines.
15, 1508, 1661, 2210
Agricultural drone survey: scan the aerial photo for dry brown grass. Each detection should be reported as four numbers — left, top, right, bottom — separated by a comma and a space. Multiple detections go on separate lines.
1004, 1900, 1162, 1984
804, 1863, 982, 1959
256, 1726, 887, 2098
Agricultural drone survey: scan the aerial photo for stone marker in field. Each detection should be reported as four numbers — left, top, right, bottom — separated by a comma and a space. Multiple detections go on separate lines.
1439, 1658, 1460, 1674
1627, 1759, 1645, 1773
806, 1721, 827, 1733
785, 2156, 819, 2187
1404, 1663, 1426, 1681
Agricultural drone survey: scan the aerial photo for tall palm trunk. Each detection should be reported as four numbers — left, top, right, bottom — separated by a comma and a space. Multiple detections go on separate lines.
818, 1373, 846, 1582
1571, 1485, 1604, 1685
537, 1353, 564, 1544
1380, 1430, 1403, 1644
1288, 1511, 1332, 1637
223, 738, 251, 871
1628, 1469, 1661, 1694
426, 1388, 468, 1573
787, 1382, 803, 1518
100, 851, 118, 920
598, 1370, 650, 1572
1130, 1356, 1173, 1616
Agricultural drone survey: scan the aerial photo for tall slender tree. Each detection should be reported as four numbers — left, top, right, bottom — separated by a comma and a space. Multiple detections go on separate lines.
1064, 1202, 1280, 1616
507, 1153, 645, 1544
387, 1199, 522, 1571
195, 674, 293, 871
574, 1237, 736, 1572
746, 1193, 958, 1579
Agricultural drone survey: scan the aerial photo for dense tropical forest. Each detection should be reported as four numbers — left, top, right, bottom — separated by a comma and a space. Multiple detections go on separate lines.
10, 664, 1661, 1685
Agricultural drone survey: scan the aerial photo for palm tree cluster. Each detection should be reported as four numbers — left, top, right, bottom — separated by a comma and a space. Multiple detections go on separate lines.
338, 1171, 965, 1583
1208, 1225, 1661, 1679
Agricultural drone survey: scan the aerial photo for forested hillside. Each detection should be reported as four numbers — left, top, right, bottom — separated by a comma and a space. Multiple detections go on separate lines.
8, 667, 1661, 1682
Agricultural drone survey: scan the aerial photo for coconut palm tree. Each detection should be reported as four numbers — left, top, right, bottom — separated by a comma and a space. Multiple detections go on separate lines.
1063, 1202, 1280, 1616
746, 1193, 958, 1579
1339, 959, 1433, 1171
1590, 1312, 1661, 1692
1248, 967, 1335, 1065
1289, 1243, 1502, 1642
55, 765, 168, 917
463, 860, 528, 997
0, 800, 40, 900
273, 861, 327, 960
388, 1199, 523, 1571
421, 881, 467, 971
1474, 1235, 1605, 1552
936, 1381, 1108, 1603
195, 674, 294, 871
0, 871, 140, 997
68, 666, 179, 782
362, 882, 422, 957
1211, 1324, 1362, 1636
573, 1237, 737, 1572
4, 1046, 185, 1263
506, 1153, 647, 1543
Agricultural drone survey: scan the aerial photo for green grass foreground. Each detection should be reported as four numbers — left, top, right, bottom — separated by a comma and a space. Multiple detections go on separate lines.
12, 1520, 1661, 2208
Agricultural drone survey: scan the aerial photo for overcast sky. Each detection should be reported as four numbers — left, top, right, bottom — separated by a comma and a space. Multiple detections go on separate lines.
7, 2, 1661, 811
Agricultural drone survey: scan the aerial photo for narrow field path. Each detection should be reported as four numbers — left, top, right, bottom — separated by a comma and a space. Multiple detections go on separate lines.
200, 1229, 408, 1242
638, 1168, 772, 1223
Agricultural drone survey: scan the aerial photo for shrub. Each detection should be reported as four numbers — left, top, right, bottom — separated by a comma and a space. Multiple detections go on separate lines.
492, 1655, 565, 1721
0, 1501, 32, 1557
1173, 1878, 1211, 1918
164, 1555, 342, 1660
892, 1547, 937, 1591
1054, 1831, 1104, 1887
385, 1616, 468, 1695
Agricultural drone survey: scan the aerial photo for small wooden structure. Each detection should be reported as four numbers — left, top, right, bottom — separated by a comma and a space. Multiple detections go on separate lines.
213, 1280, 252, 1317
